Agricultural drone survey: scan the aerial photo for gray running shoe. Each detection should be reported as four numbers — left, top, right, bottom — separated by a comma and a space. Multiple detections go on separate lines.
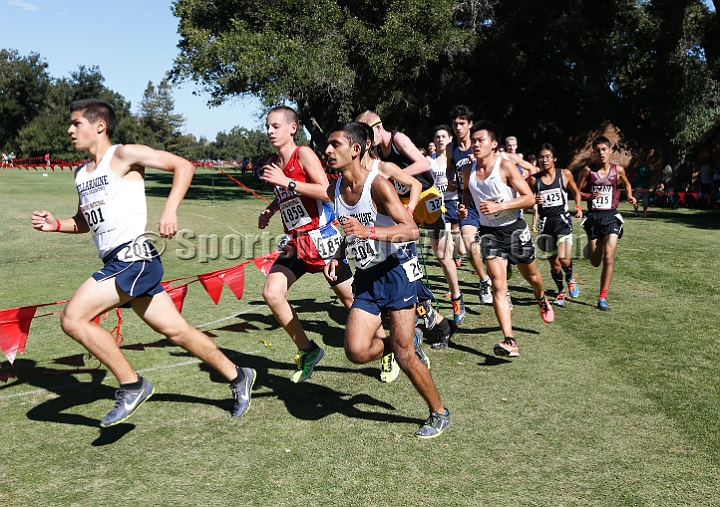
414, 328, 430, 369
417, 300, 437, 330
479, 278, 493, 304
415, 410, 451, 438
231, 367, 256, 418
100, 376, 155, 428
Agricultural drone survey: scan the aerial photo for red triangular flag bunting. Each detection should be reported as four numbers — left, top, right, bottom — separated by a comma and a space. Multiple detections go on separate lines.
166, 284, 189, 313
253, 251, 280, 276
220, 264, 245, 300
0, 306, 38, 364
198, 272, 225, 304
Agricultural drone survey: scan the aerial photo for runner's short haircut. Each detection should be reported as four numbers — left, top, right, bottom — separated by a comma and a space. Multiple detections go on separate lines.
359, 122, 375, 148
268, 105, 299, 128
471, 119, 501, 144
537, 142, 556, 157
449, 104, 473, 122
434, 124, 453, 137
592, 136, 613, 149
70, 99, 117, 138
505, 136, 517, 144
330, 122, 369, 159
355, 110, 380, 126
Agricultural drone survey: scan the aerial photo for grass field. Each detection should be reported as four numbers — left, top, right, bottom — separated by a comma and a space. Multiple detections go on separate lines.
1, 167, 719, 506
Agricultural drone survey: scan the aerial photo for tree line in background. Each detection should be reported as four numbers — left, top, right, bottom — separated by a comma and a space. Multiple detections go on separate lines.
0, 48, 306, 163
171, 0, 719, 173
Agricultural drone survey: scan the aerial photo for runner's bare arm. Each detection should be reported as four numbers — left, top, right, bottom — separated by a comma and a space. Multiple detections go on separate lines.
563, 169, 584, 218
445, 140, 459, 192
459, 163, 473, 219
503, 152, 537, 175
617, 166, 637, 205
32, 200, 90, 234
392, 132, 431, 177
113, 144, 195, 238
576, 166, 593, 199
258, 198, 279, 229
378, 160, 421, 212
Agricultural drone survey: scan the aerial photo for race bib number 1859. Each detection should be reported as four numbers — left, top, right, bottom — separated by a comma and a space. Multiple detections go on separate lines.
280, 197, 312, 230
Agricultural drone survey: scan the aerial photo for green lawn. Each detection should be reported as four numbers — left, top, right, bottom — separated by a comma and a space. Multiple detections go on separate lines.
1, 167, 719, 506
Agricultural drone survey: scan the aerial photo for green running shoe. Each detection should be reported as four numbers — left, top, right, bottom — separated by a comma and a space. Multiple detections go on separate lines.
291, 342, 324, 383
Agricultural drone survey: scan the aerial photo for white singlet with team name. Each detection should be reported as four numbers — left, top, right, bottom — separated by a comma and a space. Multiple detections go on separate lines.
468, 155, 521, 228
75, 145, 148, 260
430, 154, 455, 203
335, 162, 399, 270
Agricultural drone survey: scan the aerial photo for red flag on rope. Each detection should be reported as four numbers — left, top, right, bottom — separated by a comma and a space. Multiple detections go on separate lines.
0, 306, 38, 364
253, 251, 281, 276
198, 271, 225, 305
165, 283, 189, 313
220, 264, 245, 300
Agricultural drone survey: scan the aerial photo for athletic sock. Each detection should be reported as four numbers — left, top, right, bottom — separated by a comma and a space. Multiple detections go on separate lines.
436, 318, 450, 335
231, 365, 246, 385
120, 376, 144, 390
301, 342, 318, 353
551, 270, 564, 293
599, 289, 609, 299
562, 262, 574, 282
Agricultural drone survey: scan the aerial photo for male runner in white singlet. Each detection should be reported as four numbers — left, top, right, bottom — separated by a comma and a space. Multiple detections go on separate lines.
458, 120, 554, 358
31, 99, 255, 427
324, 122, 450, 438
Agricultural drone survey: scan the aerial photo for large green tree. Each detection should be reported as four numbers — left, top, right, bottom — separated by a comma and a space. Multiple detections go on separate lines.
170, 0, 478, 143
15, 65, 141, 160
0, 49, 51, 152
171, 0, 719, 169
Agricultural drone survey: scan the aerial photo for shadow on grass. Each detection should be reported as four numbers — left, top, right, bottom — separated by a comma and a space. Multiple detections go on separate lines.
645, 208, 720, 230
0, 359, 137, 445
444, 342, 512, 366
199, 349, 423, 426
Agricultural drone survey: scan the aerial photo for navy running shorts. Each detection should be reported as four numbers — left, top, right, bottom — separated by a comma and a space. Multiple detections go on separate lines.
351, 247, 422, 315
93, 241, 164, 298
443, 199, 460, 224
460, 200, 481, 229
